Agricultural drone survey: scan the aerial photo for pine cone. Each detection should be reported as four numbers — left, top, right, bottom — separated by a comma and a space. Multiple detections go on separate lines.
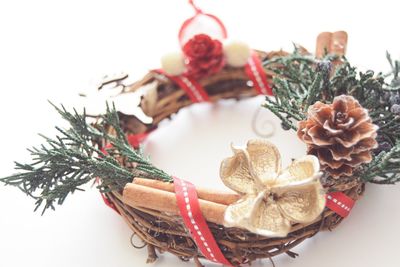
297, 95, 379, 178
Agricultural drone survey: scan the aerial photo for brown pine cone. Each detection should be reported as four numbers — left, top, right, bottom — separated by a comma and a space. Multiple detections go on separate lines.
297, 95, 379, 178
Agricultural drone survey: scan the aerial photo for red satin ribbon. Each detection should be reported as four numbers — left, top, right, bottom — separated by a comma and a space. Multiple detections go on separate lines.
245, 52, 273, 95
127, 132, 151, 148
154, 69, 209, 103
325, 192, 355, 218
174, 177, 232, 266
178, 0, 228, 46
100, 193, 120, 214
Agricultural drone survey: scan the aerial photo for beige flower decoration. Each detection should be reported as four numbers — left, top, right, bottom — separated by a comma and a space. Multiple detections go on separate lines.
220, 139, 326, 237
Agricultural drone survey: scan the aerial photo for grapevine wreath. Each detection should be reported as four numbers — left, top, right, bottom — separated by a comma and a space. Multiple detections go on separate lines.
2, 2, 400, 267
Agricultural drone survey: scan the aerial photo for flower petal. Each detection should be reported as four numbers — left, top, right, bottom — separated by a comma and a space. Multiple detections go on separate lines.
224, 195, 259, 227
278, 155, 320, 185
246, 139, 281, 184
220, 146, 258, 194
249, 196, 291, 237
224, 192, 291, 237
275, 181, 326, 223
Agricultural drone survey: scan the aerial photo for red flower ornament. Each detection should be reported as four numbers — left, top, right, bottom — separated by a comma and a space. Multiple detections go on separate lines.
183, 34, 224, 79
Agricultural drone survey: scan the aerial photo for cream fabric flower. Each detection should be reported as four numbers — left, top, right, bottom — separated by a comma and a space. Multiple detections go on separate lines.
220, 139, 326, 237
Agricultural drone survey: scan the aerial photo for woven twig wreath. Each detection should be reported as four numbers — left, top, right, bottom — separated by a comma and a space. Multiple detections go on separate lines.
2, 7, 400, 267
99, 31, 366, 266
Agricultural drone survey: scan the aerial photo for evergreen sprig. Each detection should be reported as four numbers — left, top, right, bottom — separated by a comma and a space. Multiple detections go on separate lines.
362, 140, 400, 184
0, 103, 172, 214
262, 50, 400, 184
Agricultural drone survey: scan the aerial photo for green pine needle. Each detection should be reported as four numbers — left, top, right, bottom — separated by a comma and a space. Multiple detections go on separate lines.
0, 102, 172, 214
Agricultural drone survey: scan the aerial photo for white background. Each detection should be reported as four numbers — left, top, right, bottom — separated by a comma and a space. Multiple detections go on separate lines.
0, 1, 400, 267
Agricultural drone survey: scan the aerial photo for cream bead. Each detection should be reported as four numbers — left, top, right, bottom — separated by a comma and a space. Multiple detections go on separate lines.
223, 40, 251, 67
161, 51, 186, 76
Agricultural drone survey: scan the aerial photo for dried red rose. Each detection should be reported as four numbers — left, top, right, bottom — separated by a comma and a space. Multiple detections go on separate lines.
183, 34, 224, 78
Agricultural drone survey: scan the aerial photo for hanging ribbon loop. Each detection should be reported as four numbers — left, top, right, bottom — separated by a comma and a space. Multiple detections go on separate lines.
179, 0, 228, 46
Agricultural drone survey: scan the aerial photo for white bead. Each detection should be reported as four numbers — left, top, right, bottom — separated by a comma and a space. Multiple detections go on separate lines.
223, 40, 251, 67
161, 51, 186, 76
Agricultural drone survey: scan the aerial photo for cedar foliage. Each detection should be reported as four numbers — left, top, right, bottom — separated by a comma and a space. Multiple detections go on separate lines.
263, 49, 400, 184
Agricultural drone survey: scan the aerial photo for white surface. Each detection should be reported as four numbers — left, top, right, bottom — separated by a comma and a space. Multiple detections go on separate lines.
0, 1, 400, 267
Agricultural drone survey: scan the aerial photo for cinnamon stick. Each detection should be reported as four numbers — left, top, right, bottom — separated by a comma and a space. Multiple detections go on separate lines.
316, 31, 348, 58
330, 31, 348, 57
316, 32, 332, 58
122, 183, 227, 225
133, 177, 240, 206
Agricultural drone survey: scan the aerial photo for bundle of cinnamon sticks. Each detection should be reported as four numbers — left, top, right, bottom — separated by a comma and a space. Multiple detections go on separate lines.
122, 178, 241, 225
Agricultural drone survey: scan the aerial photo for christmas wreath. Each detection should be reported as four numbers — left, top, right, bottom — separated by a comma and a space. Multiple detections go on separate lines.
2, 2, 400, 267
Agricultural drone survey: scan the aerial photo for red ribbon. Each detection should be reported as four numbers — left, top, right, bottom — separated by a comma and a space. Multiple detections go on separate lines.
174, 177, 232, 266
127, 132, 151, 148
325, 192, 355, 218
154, 69, 209, 103
245, 52, 273, 96
178, 0, 228, 46
100, 193, 120, 214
